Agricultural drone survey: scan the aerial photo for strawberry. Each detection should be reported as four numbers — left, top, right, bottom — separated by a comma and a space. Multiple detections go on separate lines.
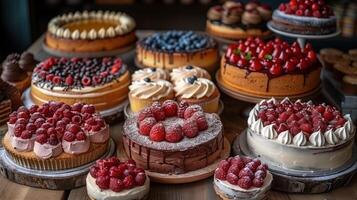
109, 177, 124, 192
215, 168, 227, 180
165, 124, 183, 143
139, 117, 156, 136
191, 111, 208, 131
227, 164, 240, 176
237, 176, 252, 189
226, 173, 239, 185
123, 175, 134, 189
252, 177, 264, 187
218, 160, 230, 172
149, 123, 165, 142
255, 170, 267, 179
162, 100, 178, 117
238, 167, 254, 179
151, 102, 166, 121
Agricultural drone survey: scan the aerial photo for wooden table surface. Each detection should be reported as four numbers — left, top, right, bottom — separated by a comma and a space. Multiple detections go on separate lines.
0, 31, 356, 200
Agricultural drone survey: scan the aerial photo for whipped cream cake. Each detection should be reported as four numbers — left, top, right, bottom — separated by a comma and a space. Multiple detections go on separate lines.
246, 98, 356, 171
3, 102, 110, 170
46, 10, 137, 52
87, 157, 150, 200
214, 156, 272, 200
123, 100, 224, 174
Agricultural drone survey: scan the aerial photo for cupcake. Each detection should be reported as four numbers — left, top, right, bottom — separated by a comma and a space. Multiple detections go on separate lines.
132, 68, 169, 82
170, 65, 211, 84
1, 53, 31, 92
129, 79, 174, 112
174, 76, 220, 113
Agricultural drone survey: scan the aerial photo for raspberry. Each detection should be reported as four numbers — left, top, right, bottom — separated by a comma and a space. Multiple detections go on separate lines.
227, 164, 240, 176
256, 164, 268, 172
17, 111, 29, 119
238, 167, 254, 179
90, 166, 99, 178
71, 103, 84, 112
34, 118, 45, 128
63, 131, 75, 142
242, 157, 253, 164
76, 131, 86, 141
252, 177, 264, 187
192, 111, 208, 131
182, 119, 199, 138
96, 176, 110, 189
29, 105, 39, 113
138, 107, 154, 122
16, 118, 28, 124
52, 76, 62, 84
151, 102, 166, 121
255, 170, 266, 179
177, 101, 189, 118
215, 168, 227, 180
245, 161, 259, 172
237, 176, 252, 189
135, 172, 146, 186
162, 100, 178, 117
81, 76, 91, 86
149, 122, 165, 142
109, 167, 122, 178
63, 109, 73, 118
184, 105, 203, 119
165, 124, 183, 143
72, 115, 82, 124
123, 175, 135, 189
230, 157, 245, 170
125, 159, 136, 166
67, 124, 81, 134
218, 160, 230, 172
97, 169, 109, 177
82, 104, 95, 114
65, 75, 74, 85
15, 123, 26, 132
36, 134, 48, 144
109, 177, 124, 192
20, 130, 32, 139
48, 134, 59, 145
226, 173, 239, 185
139, 117, 156, 136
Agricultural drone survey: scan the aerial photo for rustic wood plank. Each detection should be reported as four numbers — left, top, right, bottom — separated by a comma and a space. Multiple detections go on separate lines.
0, 176, 65, 200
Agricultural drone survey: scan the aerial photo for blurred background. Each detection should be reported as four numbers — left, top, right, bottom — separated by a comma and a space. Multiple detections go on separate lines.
0, 0, 356, 59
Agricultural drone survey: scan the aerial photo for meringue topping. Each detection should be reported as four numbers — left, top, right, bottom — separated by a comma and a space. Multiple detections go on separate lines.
293, 132, 306, 146
309, 131, 326, 147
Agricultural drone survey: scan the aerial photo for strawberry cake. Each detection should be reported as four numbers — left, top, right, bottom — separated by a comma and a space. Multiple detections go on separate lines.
86, 157, 150, 200
214, 156, 272, 200
271, 0, 337, 35
3, 102, 110, 170
218, 37, 321, 97
246, 98, 356, 171
123, 100, 224, 174
30, 57, 130, 111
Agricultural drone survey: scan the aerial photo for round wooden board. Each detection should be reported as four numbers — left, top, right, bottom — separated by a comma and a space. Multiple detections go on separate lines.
118, 137, 231, 184
42, 40, 135, 58
232, 131, 357, 193
0, 139, 116, 190
215, 71, 321, 104
123, 100, 225, 119
22, 88, 127, 123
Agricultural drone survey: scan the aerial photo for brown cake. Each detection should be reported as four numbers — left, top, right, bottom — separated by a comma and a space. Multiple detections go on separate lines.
123, 100, 224, 174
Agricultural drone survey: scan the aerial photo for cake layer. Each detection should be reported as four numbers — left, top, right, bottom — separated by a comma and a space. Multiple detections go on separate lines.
219, 57, 321, 97
123, 114, 224, 174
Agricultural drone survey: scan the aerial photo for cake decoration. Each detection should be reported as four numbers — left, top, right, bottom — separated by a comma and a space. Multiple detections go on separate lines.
132, 68, 169, 82
170, 65, 211, 84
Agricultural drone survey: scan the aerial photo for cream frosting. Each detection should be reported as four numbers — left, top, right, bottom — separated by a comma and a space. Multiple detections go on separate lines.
309, 131, 326, 147
292, 132, 307, 146
98, 28, 106, 39
86, 174, 150, 200
63, 29, 71, 38
261, 124, 277, 139
89, 29, 97, 40
62, 139, 90, 154
247, 108, 258, 126
71, 30, 80, 40
335, 126, 349, 140
174, 77, 216, 99
324, 129, 339, 145
277, 130, 292, 145
33, 142, 63, 159
132, 68, 168, 82
129, 80, 173, 100
80, 30, 87, 40
251, 119, 263, 133
86, 125, 110, 143
11, 135, 36, 152
170, 65, 211, 84
7, 122, 15, 137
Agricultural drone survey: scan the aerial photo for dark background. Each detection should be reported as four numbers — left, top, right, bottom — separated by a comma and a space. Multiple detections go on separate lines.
0, 0, 356, 60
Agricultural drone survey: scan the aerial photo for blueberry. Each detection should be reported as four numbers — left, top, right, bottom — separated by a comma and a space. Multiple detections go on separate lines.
187, 76, 198, 84
150, 68, 156, 72
144, 78, 151, 82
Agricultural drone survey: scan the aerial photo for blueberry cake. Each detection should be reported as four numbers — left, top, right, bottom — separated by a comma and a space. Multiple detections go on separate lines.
136, 31, 219, 72
45, 10, 137, 52
271, 0, 337, 35
30, 57, 130, 111
206, 1, 273, 40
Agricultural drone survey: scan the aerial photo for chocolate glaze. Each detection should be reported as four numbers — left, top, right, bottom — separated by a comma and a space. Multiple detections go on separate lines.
19, 52, 36, 72
1, 53, 28, 82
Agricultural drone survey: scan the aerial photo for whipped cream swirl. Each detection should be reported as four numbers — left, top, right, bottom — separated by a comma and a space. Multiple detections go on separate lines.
170, 65, 211, 84
174, 77, 216, 99
129, 79, 173, 100
132, 68, 168, 82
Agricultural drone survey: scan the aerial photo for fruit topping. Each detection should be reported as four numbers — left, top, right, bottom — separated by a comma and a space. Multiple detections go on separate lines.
278, 0, 334, 18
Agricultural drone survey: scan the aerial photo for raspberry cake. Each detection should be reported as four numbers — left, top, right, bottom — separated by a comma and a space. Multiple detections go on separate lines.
123, 100, 224, 174
87, 157, 150, 200
46, 10, 136, 52
3, 102, 110, 170
271, 0, 337, 35
31, 57, 130, 111
246, 98, 356, 171
136, 31, 218, 72
206, 1, 272, 40
218, 37, 321, 97
214, 156, 272, 200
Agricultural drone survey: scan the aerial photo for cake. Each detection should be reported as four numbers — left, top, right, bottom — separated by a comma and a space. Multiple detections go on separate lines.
271, 0, 337, 35
45, 10, 137, 52
128, 79, 174, 113
136, 31, 219, 72
218, 37, 321, 97
206, 1, 272, 40
87, 157, 150, 200
1, 53, 35, 92
123, 100, 224, 174
169, 65, 211, 84
213, 156, 272, 200
3, 101, 110, 170
246, 98, 356, 171
30, 57, 130, 111
131, 68, 169, 82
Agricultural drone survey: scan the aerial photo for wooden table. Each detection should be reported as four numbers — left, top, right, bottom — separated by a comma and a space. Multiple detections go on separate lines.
1, 31, 356, 200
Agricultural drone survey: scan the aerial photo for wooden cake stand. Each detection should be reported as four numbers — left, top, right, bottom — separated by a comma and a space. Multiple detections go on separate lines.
22, 88, 128, 123
232, 130, 357, 193
117, 137, 231, 184
0, 138, 116, 190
